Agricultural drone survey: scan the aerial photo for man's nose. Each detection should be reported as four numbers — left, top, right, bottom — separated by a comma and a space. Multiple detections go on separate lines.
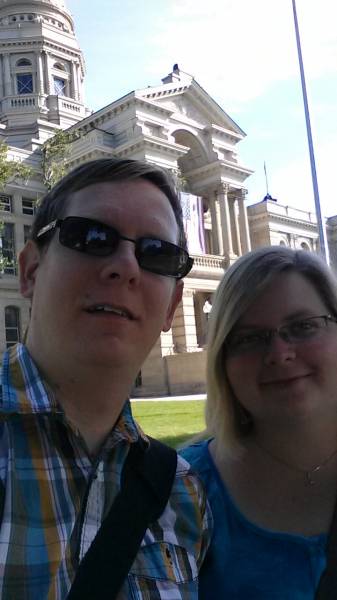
98, 240, 141, 284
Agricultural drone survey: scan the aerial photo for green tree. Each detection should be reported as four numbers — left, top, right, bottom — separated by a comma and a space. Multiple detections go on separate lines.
0, 142, 32, 274
0, 142, 32, 190
41, 130, 81, 190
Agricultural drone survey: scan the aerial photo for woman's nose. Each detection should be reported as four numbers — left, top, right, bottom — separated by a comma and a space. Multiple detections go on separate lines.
263, 333, 297, 365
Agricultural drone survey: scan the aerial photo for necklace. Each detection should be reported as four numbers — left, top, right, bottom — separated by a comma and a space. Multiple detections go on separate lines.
254, 441, 337, 486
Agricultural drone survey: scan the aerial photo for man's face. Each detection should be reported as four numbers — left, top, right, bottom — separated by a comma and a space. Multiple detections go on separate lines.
19, 179, 183, 377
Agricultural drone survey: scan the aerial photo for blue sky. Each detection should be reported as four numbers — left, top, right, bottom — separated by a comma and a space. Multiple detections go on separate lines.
66, 0, 337, 217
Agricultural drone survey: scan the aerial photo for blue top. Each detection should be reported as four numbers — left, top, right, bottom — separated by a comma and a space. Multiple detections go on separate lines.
180, 440, 327, 600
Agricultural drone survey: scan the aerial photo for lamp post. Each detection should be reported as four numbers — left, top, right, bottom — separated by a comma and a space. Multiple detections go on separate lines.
292, 0, 329, 262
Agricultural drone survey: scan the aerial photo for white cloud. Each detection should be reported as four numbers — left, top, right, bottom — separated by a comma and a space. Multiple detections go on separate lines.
147, 0, 337, 105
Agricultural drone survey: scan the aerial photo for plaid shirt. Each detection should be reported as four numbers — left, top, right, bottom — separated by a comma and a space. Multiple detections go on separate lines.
0, 344, 212, 599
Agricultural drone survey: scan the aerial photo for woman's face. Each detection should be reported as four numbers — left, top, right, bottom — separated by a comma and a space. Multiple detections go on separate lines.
225, 271, 337, 428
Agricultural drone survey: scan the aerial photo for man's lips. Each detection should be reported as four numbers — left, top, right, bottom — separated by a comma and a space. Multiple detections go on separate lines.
84, 304, 135, 320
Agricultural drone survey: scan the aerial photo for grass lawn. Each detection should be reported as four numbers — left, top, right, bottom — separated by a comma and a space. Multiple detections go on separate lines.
132, 400, 206, 448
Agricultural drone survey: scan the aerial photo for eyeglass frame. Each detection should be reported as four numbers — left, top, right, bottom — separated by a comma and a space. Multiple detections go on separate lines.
225, 314, 337, 356
36, 216, 194, 279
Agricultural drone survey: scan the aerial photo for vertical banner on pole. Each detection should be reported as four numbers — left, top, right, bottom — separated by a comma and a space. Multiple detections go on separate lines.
180, 192, 206, 254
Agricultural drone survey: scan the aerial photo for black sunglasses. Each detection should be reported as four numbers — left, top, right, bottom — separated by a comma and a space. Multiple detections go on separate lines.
36, 216, 194, 279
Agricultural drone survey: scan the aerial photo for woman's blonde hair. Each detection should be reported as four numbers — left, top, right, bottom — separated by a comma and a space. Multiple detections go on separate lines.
205, 246, 337, 455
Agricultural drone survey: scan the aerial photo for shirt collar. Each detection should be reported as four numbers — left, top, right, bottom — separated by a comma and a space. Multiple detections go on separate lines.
0, 343, 145, 444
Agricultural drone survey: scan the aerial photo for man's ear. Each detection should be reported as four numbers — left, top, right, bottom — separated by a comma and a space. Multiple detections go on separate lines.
162, 280, 184, 332
19, 241, 42, 299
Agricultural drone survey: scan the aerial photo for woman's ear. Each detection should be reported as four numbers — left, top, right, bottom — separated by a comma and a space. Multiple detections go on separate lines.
19, 241, 42, 299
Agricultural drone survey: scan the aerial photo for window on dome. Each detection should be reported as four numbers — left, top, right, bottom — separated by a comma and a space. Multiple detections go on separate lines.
17, 73, 33, 94
54, 77, 66, 96
16, 58, 32, 67
54, 62, 66, 71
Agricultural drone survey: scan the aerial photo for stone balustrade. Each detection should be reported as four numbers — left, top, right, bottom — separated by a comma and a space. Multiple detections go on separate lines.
1, 94, 47, 112
47, 94, 86, 116
190, 253, 227, 277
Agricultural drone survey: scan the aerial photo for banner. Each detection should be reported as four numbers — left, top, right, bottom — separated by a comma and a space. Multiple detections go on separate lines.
179, 192, 206, 255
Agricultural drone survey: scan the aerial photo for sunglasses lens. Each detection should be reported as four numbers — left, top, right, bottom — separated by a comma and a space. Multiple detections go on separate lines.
58, 217, 193, 278
60, 217, 119, 256
137, 238, 190, 278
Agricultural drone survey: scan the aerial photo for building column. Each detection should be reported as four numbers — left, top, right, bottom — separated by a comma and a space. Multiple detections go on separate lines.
237, 189, 251, 254
44, 52, 53, 95
171, 290, 198, 353
217, 183, 233, 257
229, 196, 241, 256
0, 56, 4, 99
37, 52, 45, 95
71, 61, 79, 100
3, 54, 12, 96
209, 195, 220, 254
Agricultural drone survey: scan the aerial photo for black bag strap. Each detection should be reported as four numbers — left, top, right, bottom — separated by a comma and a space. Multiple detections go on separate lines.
315, 494, 337, 599
67, 437, 177, 600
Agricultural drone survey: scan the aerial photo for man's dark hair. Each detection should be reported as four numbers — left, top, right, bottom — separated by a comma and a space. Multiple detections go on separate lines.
31, 158, 187, 249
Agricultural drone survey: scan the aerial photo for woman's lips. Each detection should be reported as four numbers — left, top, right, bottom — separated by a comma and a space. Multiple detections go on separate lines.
260, 373, 311, 385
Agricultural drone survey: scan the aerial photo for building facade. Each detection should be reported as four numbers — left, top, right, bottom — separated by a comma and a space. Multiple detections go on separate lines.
247, 198, 337, 273
0, 0, 336, 396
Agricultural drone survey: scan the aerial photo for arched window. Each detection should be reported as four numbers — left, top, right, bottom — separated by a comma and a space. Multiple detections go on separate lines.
301, 242, 311, 252
52, 61, 69, 96
15, 57, 34, 94
54, 62, 66, 71
5, 306, 20, 348
16, 58, 32, 67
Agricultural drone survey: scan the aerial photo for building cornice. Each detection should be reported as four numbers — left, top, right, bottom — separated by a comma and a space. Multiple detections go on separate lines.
185, 158, 253, 181
0, 37, 84, 63
114, 135, 189, 159
67, 134, 189, 169
248, 211, 319, 232
138, 77, 245, 137
69, 94, 175, 134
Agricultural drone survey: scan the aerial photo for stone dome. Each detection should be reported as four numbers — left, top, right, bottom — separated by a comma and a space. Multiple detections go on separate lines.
0, 0, 69, 11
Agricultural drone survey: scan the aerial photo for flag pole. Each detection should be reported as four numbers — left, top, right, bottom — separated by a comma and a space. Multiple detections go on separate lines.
292, 0, 329, 262
264, 161, 270, 196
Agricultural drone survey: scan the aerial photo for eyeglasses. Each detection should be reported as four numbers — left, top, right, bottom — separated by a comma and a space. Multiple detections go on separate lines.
226, 315, 337, 356
36, 216, 194, 279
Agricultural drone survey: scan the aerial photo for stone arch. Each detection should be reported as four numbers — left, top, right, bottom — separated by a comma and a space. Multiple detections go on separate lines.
54, 61, 67, 71
171, 128, 208, 173
16, 58, 32, 67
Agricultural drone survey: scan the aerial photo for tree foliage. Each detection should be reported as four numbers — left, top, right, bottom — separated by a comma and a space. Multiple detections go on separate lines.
0, 142, 32, 191
41, 130, 81, 190
0, 142, 32, 274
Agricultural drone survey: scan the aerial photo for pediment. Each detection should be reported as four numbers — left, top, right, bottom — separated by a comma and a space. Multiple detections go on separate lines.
137, 78, 245, 138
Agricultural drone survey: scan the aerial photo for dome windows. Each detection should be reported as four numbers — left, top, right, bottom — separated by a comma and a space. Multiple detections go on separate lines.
15, 57, 34, 95
16, 59, 32, 67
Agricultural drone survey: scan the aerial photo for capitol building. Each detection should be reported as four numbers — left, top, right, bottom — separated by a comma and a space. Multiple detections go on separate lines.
1, 0, 336, 396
